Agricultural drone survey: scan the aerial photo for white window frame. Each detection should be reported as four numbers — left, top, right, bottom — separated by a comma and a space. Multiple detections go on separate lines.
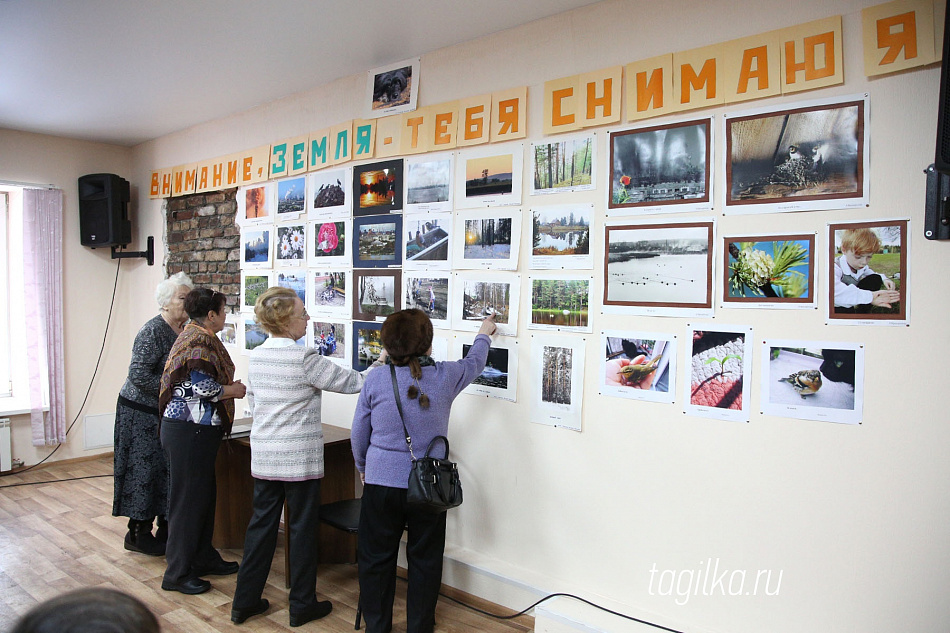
0, 192, 10, 398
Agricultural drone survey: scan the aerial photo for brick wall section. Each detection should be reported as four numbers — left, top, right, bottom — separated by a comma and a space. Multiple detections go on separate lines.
165, 188, 240, 309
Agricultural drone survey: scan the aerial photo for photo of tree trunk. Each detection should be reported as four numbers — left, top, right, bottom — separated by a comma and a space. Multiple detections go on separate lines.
541, 345, 573, 405
533, 136, 594, 192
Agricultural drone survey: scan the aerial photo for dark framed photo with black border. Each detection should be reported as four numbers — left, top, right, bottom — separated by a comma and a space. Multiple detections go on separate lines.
352, 320, 384, 371
352, 269, 402, 322
352, 159, 404, 216
352, 214, 403, 269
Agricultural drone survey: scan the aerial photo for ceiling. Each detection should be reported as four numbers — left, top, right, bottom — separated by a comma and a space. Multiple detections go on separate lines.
0, 0, 601, 148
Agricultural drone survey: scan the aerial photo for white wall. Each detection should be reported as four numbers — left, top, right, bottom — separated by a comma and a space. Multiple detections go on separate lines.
0, 129, 133, 464
127, 0, 948, 631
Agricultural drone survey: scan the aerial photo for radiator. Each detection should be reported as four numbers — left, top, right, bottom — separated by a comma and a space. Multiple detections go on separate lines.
0, 418, 11, 471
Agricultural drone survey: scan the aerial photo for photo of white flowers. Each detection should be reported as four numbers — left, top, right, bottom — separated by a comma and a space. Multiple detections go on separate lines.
275, 224, 306, 266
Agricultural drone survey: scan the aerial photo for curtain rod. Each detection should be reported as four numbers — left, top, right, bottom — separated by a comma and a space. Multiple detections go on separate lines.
0, 179, 57, 189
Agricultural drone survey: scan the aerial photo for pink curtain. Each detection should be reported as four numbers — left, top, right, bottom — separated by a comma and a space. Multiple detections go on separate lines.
22, 188, 66, 446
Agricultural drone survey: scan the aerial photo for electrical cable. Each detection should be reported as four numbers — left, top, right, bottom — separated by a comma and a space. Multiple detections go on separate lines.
0, 258, 121, 477
0, 473, 113, 489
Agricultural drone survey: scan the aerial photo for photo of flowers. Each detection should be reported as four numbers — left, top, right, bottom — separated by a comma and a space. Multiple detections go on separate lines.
307, 168, 349, 219
530, 204, 593, 270
453, 208, 522, 271
530, 133, 595, 195
352, 269, 401, 321
603, 220, 714, 317
237, 183, 275, 224
276, 271, 306, 304
454, 336, 519, 402
722, 234, 816, 308
760, 340, 865, 424
276, 176, 306, 219
530, 334, 586, 431
724, 94, 868, 213
608, 118, 711, 215
828, 219, 908, 325
275, 224, 306, 266
404, 273, 451, 329
308, 219, 349, 267
684, 323, 753, 422
309, 270, 350, 319
308, 319, 349, 368
453, 271, 521, 337
240, 227, 273, 269
527, 275, 592, 333
405, 153, 453, 213
352, 320, 383, 371
240, 271, 273, 311
455, 143, 523, 208
352, 159, 404, 216
403, 212, 451, 270
353, 215, 403, 269
365, 57, 419, 118
599, 330, 676, 404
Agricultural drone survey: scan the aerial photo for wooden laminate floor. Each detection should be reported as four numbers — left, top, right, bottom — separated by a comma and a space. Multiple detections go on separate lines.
0, 455, 532, 633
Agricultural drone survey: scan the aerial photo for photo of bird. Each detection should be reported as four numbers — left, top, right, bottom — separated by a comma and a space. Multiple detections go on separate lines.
778, 369, 823, 398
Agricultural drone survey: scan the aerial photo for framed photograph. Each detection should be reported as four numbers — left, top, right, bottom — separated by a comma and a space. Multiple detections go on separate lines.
218, 313, 239, 350
530, 334, 586, 431
308, 218, 349, 267
608, 117, 712, 215
453, 208, 522, 271
353, 159, 404, 216
242, 313, 271, 355
454, 335, 519, 402
352, 320, 384, 371
308, 319, 351, 368
403, 273, 452, 329
530, 133, 595, 195
603, 219, 715, 317
530, 204, 593, 270
453, 271, 521, 337
353, 214, 403, 269
366, 57, 419, 118
276, 176, 306, 220
403, 211, 452, 270
684, 324, 753, 422
599, 330, 676, 404
352, 269, 401, 321
237, 182, 275, 225
722, 233, 817, 309
827, 219, 908, 325
455, 143, 523, 209
724, 94, 869, 214
307, 168, 350, 219
761, 341, 864, 424
240, 226, 274, 269
405, 153, 454, 213
240, 270, 273, 311
276, 271, 307, 305
275, 223, 307, 267
527, 274, 593, 333
309, 270, 350, 319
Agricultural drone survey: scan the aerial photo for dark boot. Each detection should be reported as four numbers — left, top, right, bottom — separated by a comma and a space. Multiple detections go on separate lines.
124, 518, 165, 556
155, 515, 168, 545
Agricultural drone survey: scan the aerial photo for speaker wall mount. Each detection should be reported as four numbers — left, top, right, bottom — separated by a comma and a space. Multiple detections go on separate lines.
111, 236, 155, 266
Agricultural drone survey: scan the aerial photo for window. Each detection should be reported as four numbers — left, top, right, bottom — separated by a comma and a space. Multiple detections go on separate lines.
0, 192, 10, 398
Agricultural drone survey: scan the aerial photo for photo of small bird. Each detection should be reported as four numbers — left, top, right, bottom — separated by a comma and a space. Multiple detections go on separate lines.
778, 369, 823, 398
619, 356, 660, 386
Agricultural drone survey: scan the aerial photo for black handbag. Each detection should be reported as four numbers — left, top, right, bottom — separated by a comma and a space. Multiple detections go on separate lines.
391, 365, 463, 513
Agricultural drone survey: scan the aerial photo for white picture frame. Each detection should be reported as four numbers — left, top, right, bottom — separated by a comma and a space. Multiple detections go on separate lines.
453, 334, 519, 402
307, 167, 351, 219
453, 271, 521, 337
404, 152, 454, 214
455, 142, 524, 209
452, 208, 522, 271
529, 333, 586, 430
599, 329, 677, 404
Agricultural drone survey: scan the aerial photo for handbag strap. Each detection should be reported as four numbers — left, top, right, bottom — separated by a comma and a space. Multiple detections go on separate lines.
391, 364, 417, 461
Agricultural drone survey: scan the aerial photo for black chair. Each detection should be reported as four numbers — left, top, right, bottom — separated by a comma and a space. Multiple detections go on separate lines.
319, 498, 364, 630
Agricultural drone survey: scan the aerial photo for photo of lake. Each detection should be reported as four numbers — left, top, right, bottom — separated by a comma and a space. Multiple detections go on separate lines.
606, 226, 711, 305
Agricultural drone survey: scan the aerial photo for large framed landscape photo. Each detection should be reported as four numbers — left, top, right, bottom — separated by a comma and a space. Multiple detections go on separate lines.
724, 94, 869, 214
608, 118, 712, 215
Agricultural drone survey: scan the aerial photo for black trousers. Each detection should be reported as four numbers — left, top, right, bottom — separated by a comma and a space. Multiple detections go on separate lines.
358, 484, 447, 633
232, 477, 322, 613
161, 419, 226, 584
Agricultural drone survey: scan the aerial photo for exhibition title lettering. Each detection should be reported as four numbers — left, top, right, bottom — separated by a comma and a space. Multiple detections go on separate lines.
150, 0, 940, 199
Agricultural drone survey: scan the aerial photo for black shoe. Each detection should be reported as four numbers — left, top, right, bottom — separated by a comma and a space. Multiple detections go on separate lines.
231, 599, 269, 624
289, 600, 332, 627
161, 577, 211, 595
124, 526, 165, 557
194, 560, 239, 576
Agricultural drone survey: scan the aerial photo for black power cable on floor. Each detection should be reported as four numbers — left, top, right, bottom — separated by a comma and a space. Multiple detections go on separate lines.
0, 258, 121, 477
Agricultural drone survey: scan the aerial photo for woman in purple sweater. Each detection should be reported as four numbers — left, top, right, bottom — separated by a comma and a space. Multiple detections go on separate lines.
351, 309, 496, 633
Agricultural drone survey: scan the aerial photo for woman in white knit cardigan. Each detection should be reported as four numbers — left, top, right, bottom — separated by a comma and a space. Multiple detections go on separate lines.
229, 287, 386, 627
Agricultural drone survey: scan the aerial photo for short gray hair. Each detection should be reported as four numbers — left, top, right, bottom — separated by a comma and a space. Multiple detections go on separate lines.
155, 271, 194, 308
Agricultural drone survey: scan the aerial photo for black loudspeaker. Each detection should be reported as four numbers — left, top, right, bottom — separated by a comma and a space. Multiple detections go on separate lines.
936, 0, 950, 174
78, 173, 131, 247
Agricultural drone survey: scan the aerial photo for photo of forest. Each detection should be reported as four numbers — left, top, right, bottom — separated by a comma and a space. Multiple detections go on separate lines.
462, 280, 510, 324
532, 207, 590, 256
533, 136, 593, 191
464, 218, 512, 260
531, 279, 589, 328
541, 345, 573, 405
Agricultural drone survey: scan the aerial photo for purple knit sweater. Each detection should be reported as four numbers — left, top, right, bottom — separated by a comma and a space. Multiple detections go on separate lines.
351, 334, 491, 488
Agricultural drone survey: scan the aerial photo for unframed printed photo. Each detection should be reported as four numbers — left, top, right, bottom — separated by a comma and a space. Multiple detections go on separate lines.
530, 334, 586, 431
530, 133, 595, 195
240, 226, 274, 269
308, 218, 349, 267
240, 270, 273, 311
275, 224, 307, 266
352, 159, 404, 216
453, 208, 522, 271
603, 220, 714, 317
723, 233, 817, 309
684, 324, 753, 422
453, 272, 521, 337
761, 341, 864, 424
455, 143, 523, 209
527, 275, 592, 333
608, 118, 712, 215
404, 273, 451, 329
353, 215, 403, 269
237, 183, 275, 224
307, 168, 350, 219
352, 269, 401, 322
827, 219, 908, 325
403, 212, 452, 270
276, 176, 306, 220
405, 153, 454, 213
308, 319, 350, 368
309, 270, 350, 319
530, 204, 593, 270
366, 57, 419, 118
218, 314, 239, 350
276, 271, 307, 305
454, 336, 519, 402
242, 314, 273, 355
600, 330, 676, 404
